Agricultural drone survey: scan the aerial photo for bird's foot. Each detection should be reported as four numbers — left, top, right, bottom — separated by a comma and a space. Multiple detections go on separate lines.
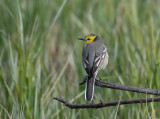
92, 99, 95, 104
99, 77, 102, 80
97, 74, 102, 80
100, 99, 105, 106
79, 76, 87, 85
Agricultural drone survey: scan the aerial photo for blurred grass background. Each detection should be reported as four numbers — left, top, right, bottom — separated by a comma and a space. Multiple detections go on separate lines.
0, 0, 160, 118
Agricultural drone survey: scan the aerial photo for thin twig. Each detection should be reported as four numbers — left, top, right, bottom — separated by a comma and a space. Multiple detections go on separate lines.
53, 96, 160, 109
53, 79, 160, 109
79, 79, 160, 95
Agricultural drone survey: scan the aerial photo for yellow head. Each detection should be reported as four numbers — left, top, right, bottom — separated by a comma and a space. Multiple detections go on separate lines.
78, 34, 97, 44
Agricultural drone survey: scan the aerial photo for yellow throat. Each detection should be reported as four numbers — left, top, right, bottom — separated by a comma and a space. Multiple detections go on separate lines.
84, 35, 96, 44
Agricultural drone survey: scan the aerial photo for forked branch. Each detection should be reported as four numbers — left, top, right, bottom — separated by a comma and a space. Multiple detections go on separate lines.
53, 96, 160, 109
53, 79, 160, 109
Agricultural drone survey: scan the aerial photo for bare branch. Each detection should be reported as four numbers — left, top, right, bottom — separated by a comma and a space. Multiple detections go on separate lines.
53, 96, 160, 109
79, 79, 160, 95
54, 79, 160, 109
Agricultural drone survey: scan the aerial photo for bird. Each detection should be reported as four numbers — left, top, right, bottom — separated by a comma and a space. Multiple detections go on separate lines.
78, 34, 109, 101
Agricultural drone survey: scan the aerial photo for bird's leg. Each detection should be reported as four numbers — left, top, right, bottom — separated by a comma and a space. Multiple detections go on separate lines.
79, 76, 87, 85
100, 99, 105, 106
97, 74, 102, 80
92, 99, 95, 104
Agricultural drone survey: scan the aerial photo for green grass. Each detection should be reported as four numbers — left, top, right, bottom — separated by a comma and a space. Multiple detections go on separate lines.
0, 0, 160, 118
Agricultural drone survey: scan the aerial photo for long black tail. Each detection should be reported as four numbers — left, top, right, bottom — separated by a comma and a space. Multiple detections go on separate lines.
85, 76, 95, 101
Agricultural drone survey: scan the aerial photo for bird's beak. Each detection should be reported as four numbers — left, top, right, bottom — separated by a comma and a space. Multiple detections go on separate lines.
77, 38, 86, 41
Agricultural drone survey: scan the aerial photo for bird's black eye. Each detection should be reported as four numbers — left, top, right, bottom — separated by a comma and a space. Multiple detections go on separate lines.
87, 38, 90, 40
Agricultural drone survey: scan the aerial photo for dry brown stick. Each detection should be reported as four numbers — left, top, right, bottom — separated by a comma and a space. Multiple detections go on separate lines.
79, 79, 160, 95
53, 79, 160, 109
53, 96, 160, 109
